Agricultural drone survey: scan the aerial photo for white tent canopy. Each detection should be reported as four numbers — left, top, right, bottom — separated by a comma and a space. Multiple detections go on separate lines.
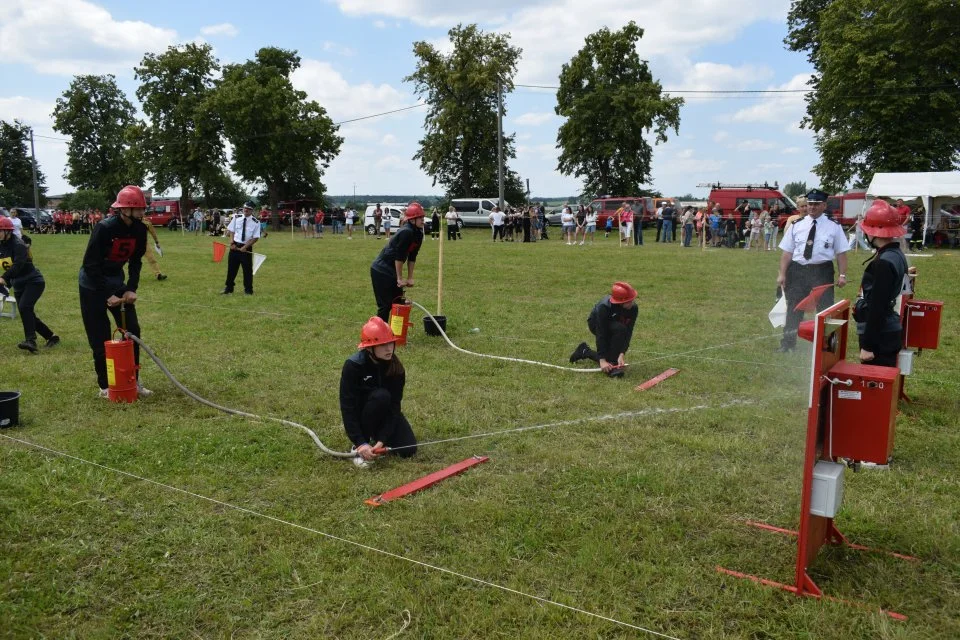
865, 171, 960, 243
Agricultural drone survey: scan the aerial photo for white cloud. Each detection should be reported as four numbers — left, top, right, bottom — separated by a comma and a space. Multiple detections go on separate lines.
730, 139, 777, 152
730, 73, 812, 125
782, 146, 802, 154
0, 0, 177, 75
291, 59, 412, 122
322, 41, 356, 57
373, 19, 387, 28
713, 131, 730, 143
0, 96, 56, 128
380, 133, 398, 146
199, 23, 238, 37
514, 111, 555, 126
676, 148, 694, 159
667, 61, 774, 94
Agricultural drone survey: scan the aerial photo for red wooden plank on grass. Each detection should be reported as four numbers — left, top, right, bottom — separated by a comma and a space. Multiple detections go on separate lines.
365, 456, 489, 507
634, 368, 679, 392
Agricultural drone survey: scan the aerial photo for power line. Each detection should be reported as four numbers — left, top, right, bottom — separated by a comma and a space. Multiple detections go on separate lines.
516, 82, 959, 94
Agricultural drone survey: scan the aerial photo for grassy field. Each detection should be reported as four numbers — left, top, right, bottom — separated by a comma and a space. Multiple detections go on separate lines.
2, 225, 958, 639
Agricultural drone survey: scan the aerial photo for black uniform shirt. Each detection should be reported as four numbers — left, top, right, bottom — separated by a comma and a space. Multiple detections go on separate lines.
339, 350, 405, 447
371, 223, 424, 276
0, 236, 43, 289
589, 295, 638, 358
79, 214, 147, 295
857, 244, 908, 351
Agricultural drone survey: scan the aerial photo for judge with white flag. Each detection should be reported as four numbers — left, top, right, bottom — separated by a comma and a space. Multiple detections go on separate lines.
221, 201, 261, 295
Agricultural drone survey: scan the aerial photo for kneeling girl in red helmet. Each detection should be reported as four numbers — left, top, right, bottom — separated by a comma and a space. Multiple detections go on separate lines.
78, 185, 151, 398
854, 200, 909, 368
370, 202, 425, 322
340, 316, 418, 468
569, 281, 639, 377
0, 216, 60, 353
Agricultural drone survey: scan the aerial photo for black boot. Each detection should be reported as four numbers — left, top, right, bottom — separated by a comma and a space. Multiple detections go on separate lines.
18, 339, 38, 354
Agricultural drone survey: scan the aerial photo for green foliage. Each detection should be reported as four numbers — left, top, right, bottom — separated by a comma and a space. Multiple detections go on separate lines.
212, 47, 342, 225
51, 75, 141, 197
783, 181, 808, 199
786, 0, 960, 189
555, 22, 683, 197
405, 24, 526, 203
198, 170, 248, 209
134, 43, 225, 215
58, 189, 111, 211
0, 120, 46, 206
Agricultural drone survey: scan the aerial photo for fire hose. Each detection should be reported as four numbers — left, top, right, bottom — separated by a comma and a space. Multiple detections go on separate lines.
125, 333, 358, 459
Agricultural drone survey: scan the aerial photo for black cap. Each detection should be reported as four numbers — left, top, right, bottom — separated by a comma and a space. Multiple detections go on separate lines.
242, 200, 255, 209
805, 189, 828, 203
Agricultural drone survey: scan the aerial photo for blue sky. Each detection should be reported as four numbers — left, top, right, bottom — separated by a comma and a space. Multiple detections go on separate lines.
0, 0, 821, 199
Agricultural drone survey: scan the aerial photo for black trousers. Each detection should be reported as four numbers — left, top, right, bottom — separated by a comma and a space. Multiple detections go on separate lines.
447, 224, 457, 241
79, 287, 141, 389
782, 261, 835, 348
224, 245, 253, 293
492, 225, 505, 241
655, 219, 663, 242
371, 267, 402, 322
361, 388, 417, 457
584, 322, 632, 363
859, 330, 901, 368
14, 280, 54, 343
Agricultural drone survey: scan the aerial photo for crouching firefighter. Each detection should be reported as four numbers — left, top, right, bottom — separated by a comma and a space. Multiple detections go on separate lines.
569, 281, 638, 377
0, 216, 60, 353
854, 200, 909, 368
340, 316, 418, 468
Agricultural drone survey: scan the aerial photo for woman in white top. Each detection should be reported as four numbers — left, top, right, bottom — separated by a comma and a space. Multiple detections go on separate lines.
561, 206, 575, 245
584, 206, 597, 244
345, 208, 355, 239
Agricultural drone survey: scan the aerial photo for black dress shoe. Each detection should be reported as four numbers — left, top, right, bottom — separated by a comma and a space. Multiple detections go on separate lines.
221, 289, 233, 295
157, 274, 168, 281
18, 339, 38, 354
774, 345, 795, 353
45, 335, 60, 348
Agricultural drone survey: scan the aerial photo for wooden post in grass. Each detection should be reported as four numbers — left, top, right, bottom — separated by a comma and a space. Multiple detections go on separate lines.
437, 213, 445, 315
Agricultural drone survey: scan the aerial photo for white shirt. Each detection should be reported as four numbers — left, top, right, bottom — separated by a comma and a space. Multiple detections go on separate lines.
445, 211, 458, 224
561, 211, 574, 225
585, 211, 597, 225
490, 211, 505, 226
778, 213, 848, 265
226, 214, 262, 244
345, 209, 355, 224
11, 217, 23, 238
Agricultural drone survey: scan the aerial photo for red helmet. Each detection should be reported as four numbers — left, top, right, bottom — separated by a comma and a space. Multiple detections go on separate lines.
0, 217, 14, 231
405, 202, 425, 220
861, 200, 906, 238
112, 185, 147, 209
358, 316, 397, 349
610, 281, 637, 305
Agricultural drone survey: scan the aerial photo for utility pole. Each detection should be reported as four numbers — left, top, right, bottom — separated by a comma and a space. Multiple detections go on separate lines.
497, 78, 505, 211
29, 129, 40, 213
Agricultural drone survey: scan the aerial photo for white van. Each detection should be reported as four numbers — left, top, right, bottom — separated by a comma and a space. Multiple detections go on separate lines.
450, 197, 509, 227
363, 203, 438, 234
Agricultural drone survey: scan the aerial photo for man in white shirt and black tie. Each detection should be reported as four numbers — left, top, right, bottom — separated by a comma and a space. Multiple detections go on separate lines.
775, 188, 849, 352
222, 201, 261, 295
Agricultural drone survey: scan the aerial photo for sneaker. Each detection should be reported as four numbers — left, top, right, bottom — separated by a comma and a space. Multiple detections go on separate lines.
569, 342, 590, 363
157, 274, 168, 281
98, 388, 110, 399
137, 382, 153, 398
45, 335, 60, 348
17, 339, 38, 354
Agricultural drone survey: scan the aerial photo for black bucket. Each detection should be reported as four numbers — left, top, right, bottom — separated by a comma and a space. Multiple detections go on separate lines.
424, 315, 447, 336
0, 391, 21, 428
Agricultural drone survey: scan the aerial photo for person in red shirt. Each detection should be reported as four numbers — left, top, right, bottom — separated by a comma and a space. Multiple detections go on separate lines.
894, 199, 912, 251
314, 209, 324, 237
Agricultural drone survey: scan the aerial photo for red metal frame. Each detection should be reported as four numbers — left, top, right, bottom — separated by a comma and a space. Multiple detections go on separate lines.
634, 368, 679, 392
718, 300, 912, 620
365, 456, 489, 507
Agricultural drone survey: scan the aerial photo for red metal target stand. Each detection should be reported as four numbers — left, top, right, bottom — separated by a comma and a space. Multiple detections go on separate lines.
717, 299, 916, 621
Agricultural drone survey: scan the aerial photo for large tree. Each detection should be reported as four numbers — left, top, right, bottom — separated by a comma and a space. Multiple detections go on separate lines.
51, 74, 141, 197
0, 120, 46, 206
555, 22, 682, 197
786, 0, 960, 189
135, 43, 225, 216
406, 24, 526, 204
211, 47, 342, 226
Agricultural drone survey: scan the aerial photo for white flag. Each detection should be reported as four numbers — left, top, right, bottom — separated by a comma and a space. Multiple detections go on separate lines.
768, 295, 787, 328
153, 243, 163, 257
252, 252, 266, 274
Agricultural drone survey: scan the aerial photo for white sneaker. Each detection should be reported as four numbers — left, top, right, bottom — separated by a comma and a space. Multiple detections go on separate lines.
137, 382, 153, 398
98, 388, 109, 399
579, 241, 584, 245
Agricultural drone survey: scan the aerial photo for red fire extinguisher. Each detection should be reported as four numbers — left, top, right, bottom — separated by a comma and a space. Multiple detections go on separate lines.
104, 303, 138, 403
389, 297, 413, 346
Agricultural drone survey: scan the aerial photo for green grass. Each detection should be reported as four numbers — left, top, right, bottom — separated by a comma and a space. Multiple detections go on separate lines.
2, 227, 958, 639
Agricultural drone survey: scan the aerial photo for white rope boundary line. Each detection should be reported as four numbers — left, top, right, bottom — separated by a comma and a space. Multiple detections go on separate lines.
388, 399, 754, 452
0, 433, 682, 640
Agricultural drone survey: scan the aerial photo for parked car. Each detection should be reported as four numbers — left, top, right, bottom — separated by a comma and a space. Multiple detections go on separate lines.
449, 197, 509, 227
362, 203, 434, 235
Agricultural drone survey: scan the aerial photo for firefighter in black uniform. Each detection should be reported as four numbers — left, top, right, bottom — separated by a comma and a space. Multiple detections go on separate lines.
79, 185, 150, 398
855, 200, 909, 367
370, 202, 425, 322
569, 281, 639, 377
340, 316, 418, 468
0, 217, 59, 353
